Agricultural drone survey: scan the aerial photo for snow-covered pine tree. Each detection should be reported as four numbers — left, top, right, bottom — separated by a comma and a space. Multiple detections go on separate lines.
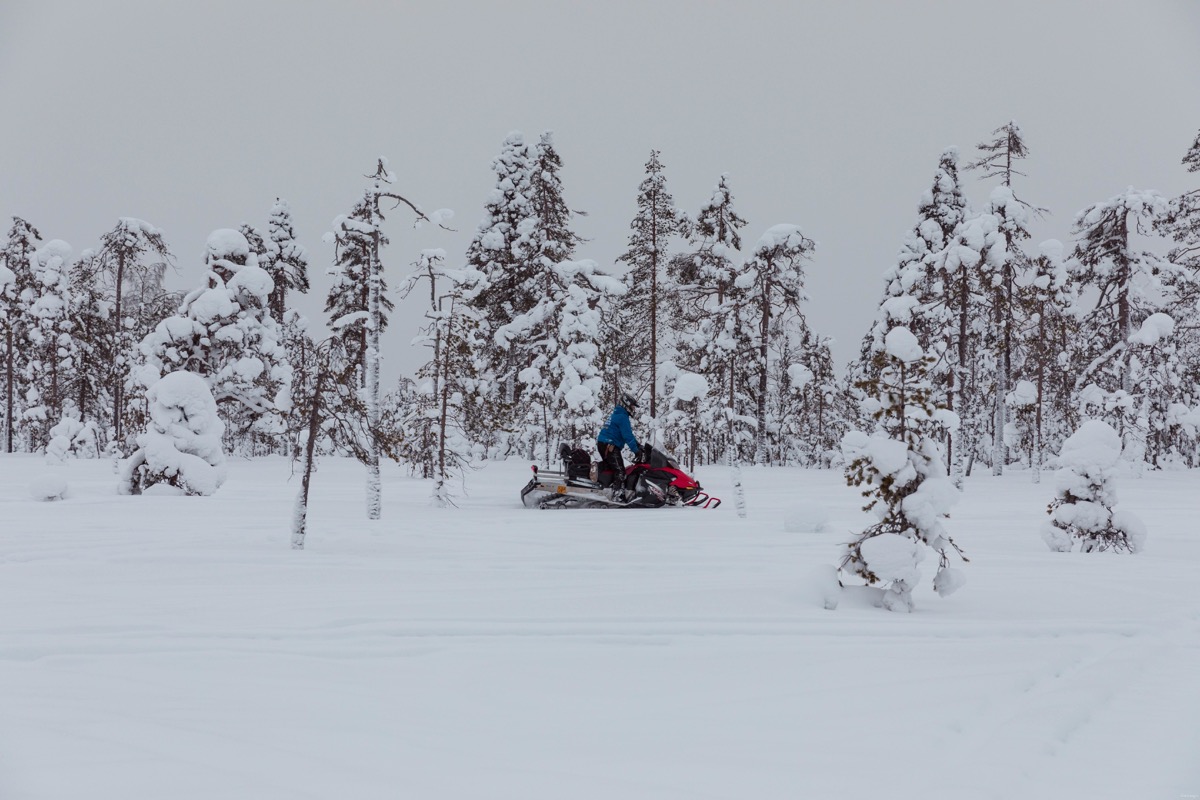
94, 218, 173, 449
137, 229, 291, 449
1068, 189, 1169, 462
464, 132, 537, 437
739, 224, 816, 464
328, 158, 449, 519
613, 150, 691, 419
2, 217, 41, 452
966, 122, 1045, 476
668, 174, 750, 463
841, 326, 965, 612
266, 198, 310, 326
1041, 419, 1146, 553
22, 239, 76, 451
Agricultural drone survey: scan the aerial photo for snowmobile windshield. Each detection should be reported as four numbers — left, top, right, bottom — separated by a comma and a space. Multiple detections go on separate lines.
648, 448, 679, 470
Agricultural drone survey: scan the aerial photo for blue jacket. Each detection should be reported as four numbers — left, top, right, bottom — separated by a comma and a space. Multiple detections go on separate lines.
597, 405, 639, 452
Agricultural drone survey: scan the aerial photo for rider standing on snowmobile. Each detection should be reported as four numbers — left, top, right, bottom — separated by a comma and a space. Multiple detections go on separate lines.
597, 392, 641, 493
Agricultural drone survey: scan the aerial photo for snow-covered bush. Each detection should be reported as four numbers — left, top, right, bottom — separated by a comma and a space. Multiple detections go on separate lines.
120, 371, 227, 496
1041, 420, 1146, 553
45, 413, 102, 463
840, 326, 966, 612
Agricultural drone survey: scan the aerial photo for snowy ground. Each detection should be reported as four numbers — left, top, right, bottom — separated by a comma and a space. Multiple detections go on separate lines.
1, 454, 1198, 800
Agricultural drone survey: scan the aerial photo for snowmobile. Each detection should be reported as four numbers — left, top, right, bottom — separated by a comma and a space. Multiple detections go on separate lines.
520, 443, 721, 509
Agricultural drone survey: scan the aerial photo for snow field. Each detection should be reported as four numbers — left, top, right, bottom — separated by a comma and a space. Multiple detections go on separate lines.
1, 455, 1198, 799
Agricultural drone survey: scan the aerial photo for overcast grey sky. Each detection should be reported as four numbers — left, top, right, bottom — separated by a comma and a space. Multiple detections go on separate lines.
3, 0, 1199, 382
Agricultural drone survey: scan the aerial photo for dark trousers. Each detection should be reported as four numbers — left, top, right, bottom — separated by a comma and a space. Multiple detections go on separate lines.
596, 441, 625, 487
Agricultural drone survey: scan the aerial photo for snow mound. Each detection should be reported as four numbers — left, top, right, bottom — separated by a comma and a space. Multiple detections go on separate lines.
754, 224, 809, 251
1058, 419, 1121, 472
801, 564, 842, 610
1127, 313, 1174, 346
783, 504, 830, 533
29, 473, 69, 501
206, 228, 251, 262
859, 533, 924, 586
671, 372, 708, 403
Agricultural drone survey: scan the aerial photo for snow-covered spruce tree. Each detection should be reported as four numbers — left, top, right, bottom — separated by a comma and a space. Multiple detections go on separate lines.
2, 216, 41, 452
94, 218, 174, 450
119, 370, 226, 496
612, 149, 691, 418
668, 174, 750, 463
266, 198, 310, 326
857, 149, 969, 363
328, 158, 449, 520
137, 229, 291, 450
325, 193, 393, 385
1068, 189, 1170, 462
738, 225, 816, 464
496, 258, 622, 464
1012, 240, 1079, 481
966, 121, 1045, 476
849, 150, 977, 484
1041, 419, 1146, 553
841, 326, 965, 612
22, 239, 76, 451
464, 132, 537, 438
496, 130, 600, 458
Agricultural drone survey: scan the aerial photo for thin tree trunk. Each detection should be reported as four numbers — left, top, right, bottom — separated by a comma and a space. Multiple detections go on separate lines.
992, 378, 1006, 476
434, 303, 452, 508
293, 361, 328, 551
1033, 312, 1046, 485
5, 327, 12, 453
112, 251, 126, 448
649, 200, 659, 419
365, 226, 382, 520
756, 284, 770, 465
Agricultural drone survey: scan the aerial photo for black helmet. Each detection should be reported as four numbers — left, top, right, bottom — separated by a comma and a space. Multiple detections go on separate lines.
620, 391, 639, 411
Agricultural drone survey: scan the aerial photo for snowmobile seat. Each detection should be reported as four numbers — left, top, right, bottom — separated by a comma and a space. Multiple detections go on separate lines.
562, 445, 593, 481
